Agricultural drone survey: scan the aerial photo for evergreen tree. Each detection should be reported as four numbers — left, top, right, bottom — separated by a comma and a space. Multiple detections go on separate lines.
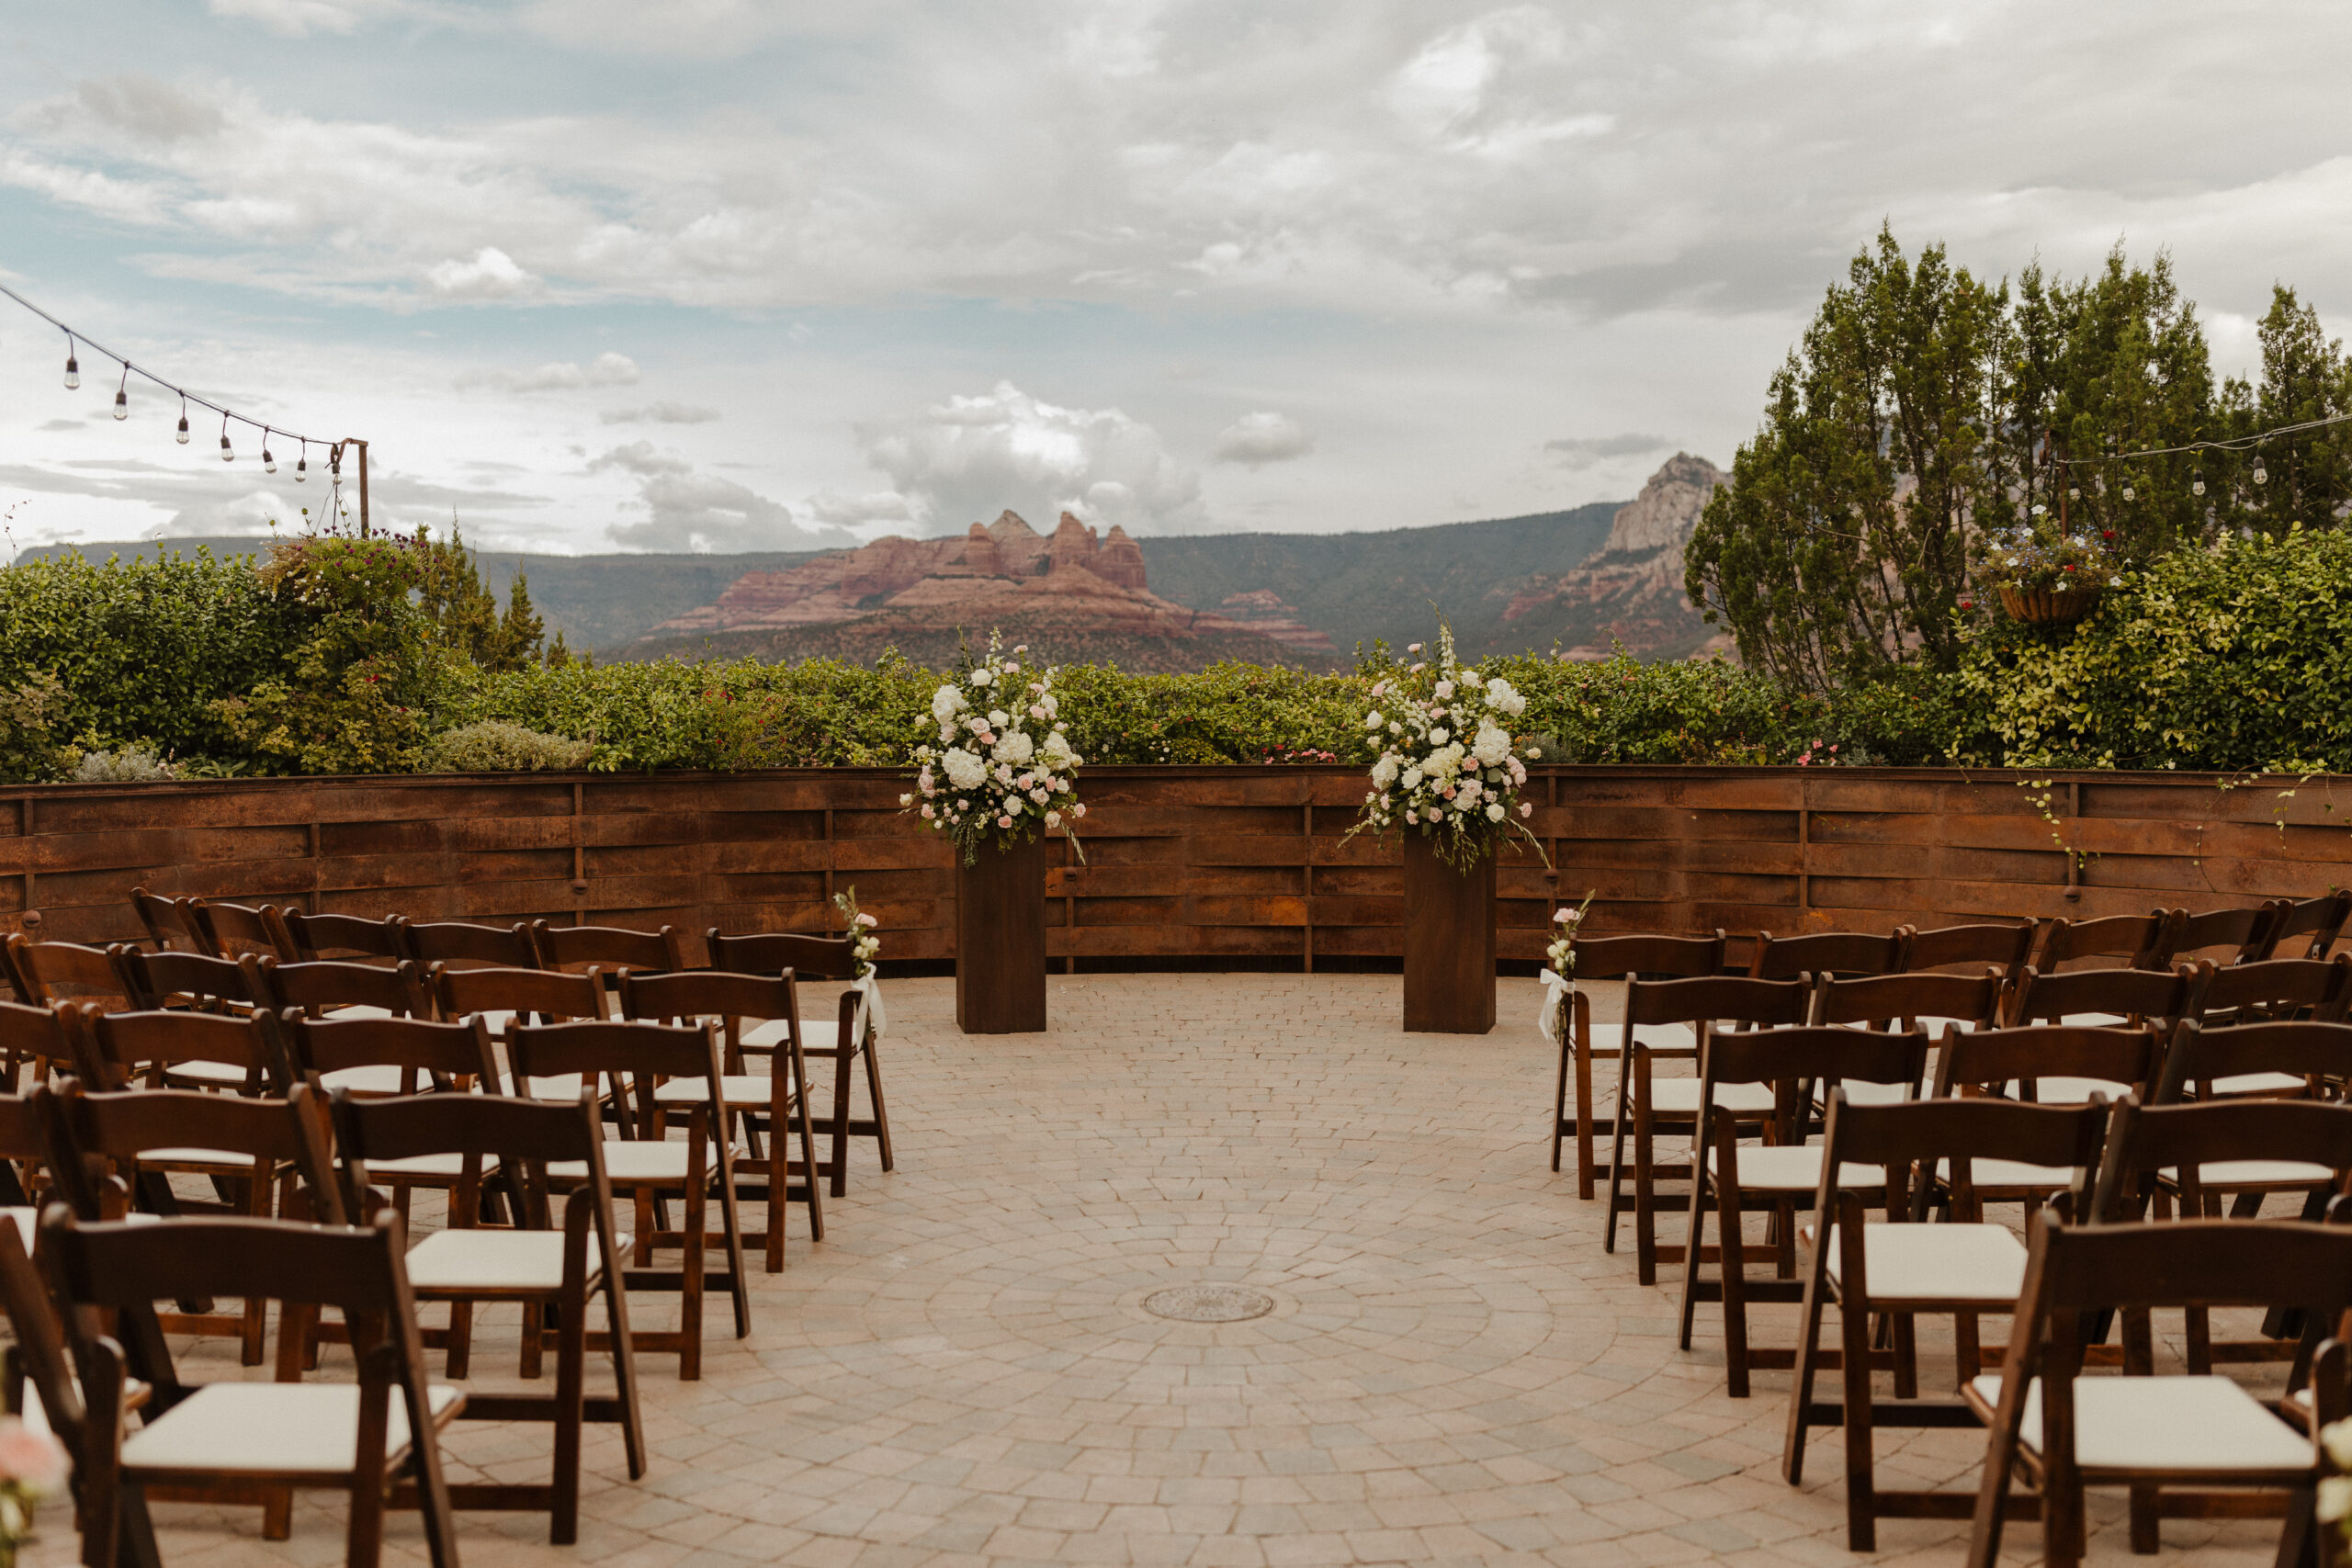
2222, 286, 2352, 533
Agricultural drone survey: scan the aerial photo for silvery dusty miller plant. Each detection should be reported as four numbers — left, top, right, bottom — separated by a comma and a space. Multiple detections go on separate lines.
906, 631, 1087, 866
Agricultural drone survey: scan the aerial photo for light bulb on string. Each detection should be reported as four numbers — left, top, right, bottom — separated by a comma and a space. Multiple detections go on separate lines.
61, 334, 78, 391
2192, 468, 2206, 498
261, 429, 276, 474
219, 412, 233, 463
294, 439, 307, 482
2255, 458, 2269, 486
175, 395, 189, 446
111, 367, 127, 421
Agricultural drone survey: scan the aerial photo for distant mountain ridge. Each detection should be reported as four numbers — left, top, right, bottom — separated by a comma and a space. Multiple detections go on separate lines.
27, 457, 1725, 670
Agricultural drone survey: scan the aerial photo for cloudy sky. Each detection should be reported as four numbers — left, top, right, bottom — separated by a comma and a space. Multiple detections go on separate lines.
0, 1, 2343, 554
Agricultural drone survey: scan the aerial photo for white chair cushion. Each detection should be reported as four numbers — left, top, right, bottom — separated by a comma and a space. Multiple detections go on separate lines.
1704, 1145, 1884, 1192
320, 1064, 416, 1096
2058, 1012, 2132, 1028
503, 1073, 590, 1103
1823, 1078, 1930, 1107
1646, 1079, 1776, 1115
1937, 1156, 2076, 1190
0, 1208, 156, 1244
160, 1061, 251, 1088
121, 1382, 462, 1477
2024, 1076, 2134, 1103
366, 1152, 500, 1180
1967, 1373, 2312, 1472
2160, 1160, 2335, 1188
137, 1147, 271, 1169
548, 1141, 740, 1183
653, 1073, 796, 1107
403, 1227, 619, 1292
320, 1005, 395, 1021
1825, 1222, 2027, 1304
2209, 1071, 2310, 1097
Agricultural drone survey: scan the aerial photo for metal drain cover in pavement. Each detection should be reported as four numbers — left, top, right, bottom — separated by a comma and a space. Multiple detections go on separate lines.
1142, 1285, 1275, 1323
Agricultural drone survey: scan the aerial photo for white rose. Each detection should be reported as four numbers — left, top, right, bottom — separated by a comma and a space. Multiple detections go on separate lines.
1472, 725, 1511, 767
1364, 710, 1384, 728
1430, 728, 1449, 746
1370, 755, 1398, 789
1486, 803, 1506, 822
931, 684, 966, 722
942, 750, 986, 791
1046, 809, 1061, 829
1458, 778, 1481, 803
970, 668, 992, 687
989, 709, 1010, 728
2325, 1416, 2352, 1472
1401, 766, 1424, 790
2324, 1474, 2352, 1525
993, 729, 1036, 766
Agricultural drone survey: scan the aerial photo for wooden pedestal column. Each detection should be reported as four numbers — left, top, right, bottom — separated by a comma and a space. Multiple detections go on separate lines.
955, 831, 1048, 1033
1402, 832, 1497, 1033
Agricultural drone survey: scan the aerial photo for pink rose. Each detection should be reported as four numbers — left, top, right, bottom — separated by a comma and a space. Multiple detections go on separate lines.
1071, 802, 1087, 818
1425, 806, 1442, 823
855, 912, 878, 928
921, 804, 935, 819
998, 815, 1013, 829
0, 1418, 68, 1495
1520, 801, 1533, 818
1046, 809, 1062, 829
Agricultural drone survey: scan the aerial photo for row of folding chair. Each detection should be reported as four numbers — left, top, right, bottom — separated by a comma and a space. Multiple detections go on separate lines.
1552, 900, 2352, 1200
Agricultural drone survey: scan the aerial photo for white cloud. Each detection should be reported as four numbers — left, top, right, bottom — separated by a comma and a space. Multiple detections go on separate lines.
458, 353, 639, 392
599, 402, 721, 424
206, 0, 406, 37
425, 246, 542, 299
857, 381, 1204, 535
1214, 412, 1314, 468
590, 442, 848, 552
1545, 432, 1673, 470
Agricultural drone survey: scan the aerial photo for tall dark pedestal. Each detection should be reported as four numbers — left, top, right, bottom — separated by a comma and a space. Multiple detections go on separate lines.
955, 831, 1048, 1033
1401, 832, 1497, 1033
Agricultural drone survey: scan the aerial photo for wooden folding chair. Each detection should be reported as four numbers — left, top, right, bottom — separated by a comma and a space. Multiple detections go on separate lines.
707, 930, 893, 1199
2154, 1019, 2352, 1110
279, 909, 411, 967
1964, 1217, 2352, 1568
42, 1208, 462, 1568
1677, 1025, 1928, 1397
2186, 953, 2352, 1047
507, 1020, 751, 1379
1606, 975, 1813, 1283
622, 968, 825, 1270
331, 1088, 647, 1542
1543, 930, 1724, 1197
45, 1075, 331, 1371
4, 933, 136, 1020
1749, 929, 1908, 982
404, 919, 543, 972
2002, 964, 2199, 1102
2171, 903, 2288, 968
1904, 919, 2037, 988
249, 955, 439, 1092
1810, 968, 2004, 1105
0, 1079, 51, 1226
0, 995, 88, 1111
0, 1214, 163, 1568
2091, 1094, 2352, 1372
1785, 1092, 2111, 1549
534, 921, 685, 981
2034, 908, 2182, 973
129, 886, 201, 954
183, 897, 292, 962
2267, 891, 2352, 964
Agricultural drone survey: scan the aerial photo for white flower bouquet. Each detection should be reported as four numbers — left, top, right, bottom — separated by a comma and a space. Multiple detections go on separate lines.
905, 632, 1087, 866
1349, 626, 1544, 871
832, 886, 880, 976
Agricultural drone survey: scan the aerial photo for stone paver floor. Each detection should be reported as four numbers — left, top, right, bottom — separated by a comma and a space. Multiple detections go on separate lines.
38, 975, 2291, 1566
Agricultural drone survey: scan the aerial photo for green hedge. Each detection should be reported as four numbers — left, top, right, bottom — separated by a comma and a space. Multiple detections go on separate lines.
0, 530, 2345, 778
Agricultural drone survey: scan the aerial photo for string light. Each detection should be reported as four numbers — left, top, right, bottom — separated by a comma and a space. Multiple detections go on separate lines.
0, 280, 344, 467
295, 437, 307, 482
2192, 468, 2206, 497
262, 429, 276, 474
2254, 460, 2268, 486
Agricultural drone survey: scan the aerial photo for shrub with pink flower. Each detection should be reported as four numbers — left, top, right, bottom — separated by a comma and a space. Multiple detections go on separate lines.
907, 630, 1085, 866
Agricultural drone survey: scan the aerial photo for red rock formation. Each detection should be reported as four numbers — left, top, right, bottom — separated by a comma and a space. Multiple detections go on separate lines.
1208, 590, 1337, 657
1095, 525, 1147, 591
1501, 453, 1727, 661
958, 522, 1001, 579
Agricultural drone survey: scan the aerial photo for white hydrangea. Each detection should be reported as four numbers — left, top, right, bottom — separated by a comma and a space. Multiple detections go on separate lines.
942, 749, 986, 791
1370, 754, 1399, 789
992, 729, 1035, 765
1484, 677, 1525, 716
1472, 725, 1512, 766
931, 684, 966, 722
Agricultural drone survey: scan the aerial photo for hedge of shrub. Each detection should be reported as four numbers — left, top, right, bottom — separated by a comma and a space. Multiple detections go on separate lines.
0, 527, 2342, 780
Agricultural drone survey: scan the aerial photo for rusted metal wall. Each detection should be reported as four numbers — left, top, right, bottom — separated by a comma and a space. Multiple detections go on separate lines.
4, 766, 2343, 964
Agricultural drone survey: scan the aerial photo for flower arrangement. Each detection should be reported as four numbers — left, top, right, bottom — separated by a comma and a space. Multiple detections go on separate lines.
0, 1416, 69, 1565
832, 886, 880, 976
905, 632, 1086, 866
1544, 894, 1594, 982
1983, 506, 2123, 593
1349, 626, 1546, 871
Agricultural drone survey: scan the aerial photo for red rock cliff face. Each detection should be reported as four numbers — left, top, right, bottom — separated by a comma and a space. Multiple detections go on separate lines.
1500, 453, 1729, 660
651, 508, 1200, 639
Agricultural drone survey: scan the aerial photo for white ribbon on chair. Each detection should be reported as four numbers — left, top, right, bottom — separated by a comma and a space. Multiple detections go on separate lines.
851, 971, 887, 1046
1538, 969, 1573, 1044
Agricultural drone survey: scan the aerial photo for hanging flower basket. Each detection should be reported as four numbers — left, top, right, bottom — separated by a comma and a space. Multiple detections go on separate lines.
1997, 584, 2103, 625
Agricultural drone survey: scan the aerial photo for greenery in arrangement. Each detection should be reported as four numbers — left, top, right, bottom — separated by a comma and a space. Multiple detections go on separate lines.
907, 633, 1086, 865
1346, 626, 1541, 870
